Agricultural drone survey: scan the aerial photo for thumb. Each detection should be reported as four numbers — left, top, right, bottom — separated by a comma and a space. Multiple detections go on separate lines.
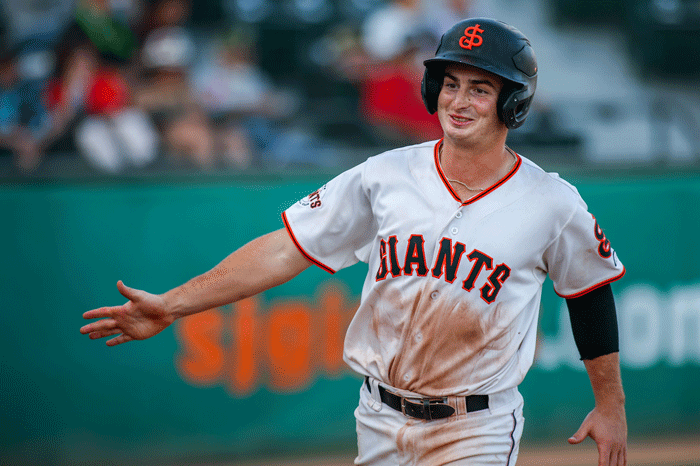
568, 423, 589, 444
117, 280, 139, 301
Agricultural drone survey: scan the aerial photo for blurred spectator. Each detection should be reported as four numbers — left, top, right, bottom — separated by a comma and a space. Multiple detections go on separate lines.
341, 0, 497, 144
45, 42, 159, 173
311, 23, 371, 83
358, 32, 443, 143
361, 0, 494, 62
0, 47, 55, 171
190, 25, 300, 169
134, 0, 215, 169
310, 0, 437, 145
72, 0, 141, 65
0, 0, 75, 51
422, 0, 494, 38
361, 0, 431, 63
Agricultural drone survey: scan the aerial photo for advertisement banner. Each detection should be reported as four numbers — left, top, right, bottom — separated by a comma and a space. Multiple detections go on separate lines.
1, 172, 698, 464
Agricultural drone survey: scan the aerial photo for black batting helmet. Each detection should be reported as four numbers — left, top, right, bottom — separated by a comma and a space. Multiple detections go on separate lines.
421, 18, 538, 129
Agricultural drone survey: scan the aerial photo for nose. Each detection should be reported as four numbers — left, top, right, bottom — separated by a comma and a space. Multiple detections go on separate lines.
452, 88, 471, 109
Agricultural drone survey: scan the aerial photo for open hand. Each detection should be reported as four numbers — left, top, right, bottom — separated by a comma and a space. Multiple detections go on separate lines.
80, 281, 174, 346
568, 406, 627, 466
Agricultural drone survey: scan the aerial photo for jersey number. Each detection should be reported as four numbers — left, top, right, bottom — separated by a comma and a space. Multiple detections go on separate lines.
593, 217, 612, 259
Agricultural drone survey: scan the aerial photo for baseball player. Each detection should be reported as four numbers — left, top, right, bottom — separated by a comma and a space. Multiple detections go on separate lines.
81, 18, 627, 466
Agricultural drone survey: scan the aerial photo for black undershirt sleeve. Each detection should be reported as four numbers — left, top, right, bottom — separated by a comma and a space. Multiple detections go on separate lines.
565, 283, 619, 360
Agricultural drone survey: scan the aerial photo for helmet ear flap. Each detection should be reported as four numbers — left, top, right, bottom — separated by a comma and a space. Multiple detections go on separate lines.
421, 66, 443, 115
499, 86, 534, 129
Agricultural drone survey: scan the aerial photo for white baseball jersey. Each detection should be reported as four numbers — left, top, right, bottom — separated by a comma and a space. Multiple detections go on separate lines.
283, 139, 625, 398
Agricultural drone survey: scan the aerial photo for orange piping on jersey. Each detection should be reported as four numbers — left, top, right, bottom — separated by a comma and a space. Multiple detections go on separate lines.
434, 139, 462, 202
554, 267, 626, 299
433, 138, 523, 205
281, 211, 336, 274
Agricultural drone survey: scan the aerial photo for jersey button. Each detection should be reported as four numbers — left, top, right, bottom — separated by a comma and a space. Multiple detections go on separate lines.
430, 290, 439, 300
450, 227, 459, 235
455, 211, 463, 218
415, 332, 423, 342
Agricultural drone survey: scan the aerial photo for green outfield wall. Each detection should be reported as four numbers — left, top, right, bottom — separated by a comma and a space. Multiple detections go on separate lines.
1, 170, 699, 465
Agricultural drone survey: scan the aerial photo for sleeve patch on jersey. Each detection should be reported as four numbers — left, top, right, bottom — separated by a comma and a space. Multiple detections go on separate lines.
297, 184, 328, 209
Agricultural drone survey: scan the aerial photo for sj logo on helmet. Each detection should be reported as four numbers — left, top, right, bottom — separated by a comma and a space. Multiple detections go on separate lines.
459, 24, 484, 50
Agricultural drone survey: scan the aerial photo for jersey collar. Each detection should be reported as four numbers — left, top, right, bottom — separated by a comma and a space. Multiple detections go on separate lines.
433, 139, 522, 205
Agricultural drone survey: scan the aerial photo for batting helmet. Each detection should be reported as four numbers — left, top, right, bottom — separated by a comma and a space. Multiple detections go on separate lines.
421, 18, 538, 129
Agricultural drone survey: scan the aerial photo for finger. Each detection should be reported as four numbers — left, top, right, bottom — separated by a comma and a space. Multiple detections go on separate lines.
568, 424, 589, 444
611, 448, 621, 466
80, 318, 119, 334
598, 443, 611, 466
106, 334, 133, 346
83, 306, 122, 320
116, 280, 141, 302
89, 328, 122, 340
613, 446, 626, 466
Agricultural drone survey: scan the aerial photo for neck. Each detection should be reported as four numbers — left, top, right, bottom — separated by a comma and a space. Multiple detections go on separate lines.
440, 140, 514, 191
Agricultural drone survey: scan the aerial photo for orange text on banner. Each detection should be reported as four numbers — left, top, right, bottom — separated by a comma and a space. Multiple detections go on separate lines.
174, 283, 357, 395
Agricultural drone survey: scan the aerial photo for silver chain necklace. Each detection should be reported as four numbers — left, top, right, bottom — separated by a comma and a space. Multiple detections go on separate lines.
441, 145, 517, 192
446, 177, 488, 192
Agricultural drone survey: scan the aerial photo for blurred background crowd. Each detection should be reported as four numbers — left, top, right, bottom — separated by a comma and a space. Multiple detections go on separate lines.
1, 0, 699, 176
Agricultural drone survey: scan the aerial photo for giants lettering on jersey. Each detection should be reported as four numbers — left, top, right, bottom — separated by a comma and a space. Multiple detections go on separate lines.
375, 235, 511, 304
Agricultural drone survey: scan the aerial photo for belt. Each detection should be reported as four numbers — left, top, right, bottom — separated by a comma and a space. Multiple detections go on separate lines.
365, 377, 489, 420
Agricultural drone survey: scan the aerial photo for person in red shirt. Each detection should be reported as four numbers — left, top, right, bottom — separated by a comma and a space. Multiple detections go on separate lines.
45, 43, 159, 173
360, 43, 444, 144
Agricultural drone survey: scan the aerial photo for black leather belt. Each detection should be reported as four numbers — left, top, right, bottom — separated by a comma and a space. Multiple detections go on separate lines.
364, 377, 488, 420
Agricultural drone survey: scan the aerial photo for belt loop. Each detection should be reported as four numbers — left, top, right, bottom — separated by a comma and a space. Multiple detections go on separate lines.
423, 399, 432, 421
455, 396, 467, 416
366, 377, 383, 412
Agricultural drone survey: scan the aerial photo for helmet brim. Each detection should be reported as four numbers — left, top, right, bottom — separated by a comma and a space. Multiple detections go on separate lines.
424, 54, 528, 89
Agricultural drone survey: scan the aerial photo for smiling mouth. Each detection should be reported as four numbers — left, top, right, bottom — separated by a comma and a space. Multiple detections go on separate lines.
450, 115, 473, 126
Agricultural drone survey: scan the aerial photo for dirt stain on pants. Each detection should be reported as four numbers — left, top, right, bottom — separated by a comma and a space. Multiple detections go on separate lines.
355, 382, 525, 466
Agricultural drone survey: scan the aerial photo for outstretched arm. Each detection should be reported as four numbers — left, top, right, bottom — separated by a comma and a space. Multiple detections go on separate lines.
568, 352, 627, 466
80, 228, 312, 346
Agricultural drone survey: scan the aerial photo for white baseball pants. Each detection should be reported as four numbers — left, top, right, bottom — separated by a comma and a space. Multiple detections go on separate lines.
354, 378, 524, 465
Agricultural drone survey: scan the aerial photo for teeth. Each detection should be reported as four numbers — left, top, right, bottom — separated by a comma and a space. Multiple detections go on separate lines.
453, 116, 469, 122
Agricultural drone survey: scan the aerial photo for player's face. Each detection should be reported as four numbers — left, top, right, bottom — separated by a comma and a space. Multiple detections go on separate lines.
436, 64, 505, 148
